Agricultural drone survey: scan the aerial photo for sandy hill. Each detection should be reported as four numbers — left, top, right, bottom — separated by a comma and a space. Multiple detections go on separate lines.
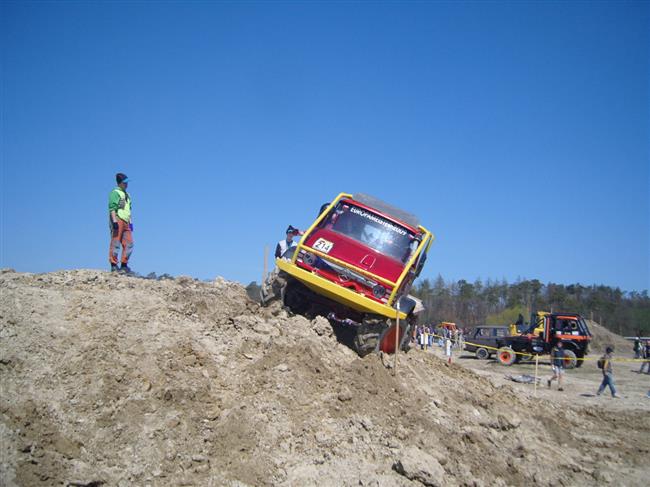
1, 269, 648, 486
587, 320, 634, 354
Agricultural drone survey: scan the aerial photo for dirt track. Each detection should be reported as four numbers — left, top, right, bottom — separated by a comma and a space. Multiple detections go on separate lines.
435, 332, 650, 413
1, 269, 649, 486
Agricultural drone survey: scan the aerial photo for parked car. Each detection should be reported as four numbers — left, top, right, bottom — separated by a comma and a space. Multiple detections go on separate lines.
464, 325, 510, 359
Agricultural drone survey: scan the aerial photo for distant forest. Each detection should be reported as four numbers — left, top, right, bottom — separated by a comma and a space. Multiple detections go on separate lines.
412, 276, 650, 336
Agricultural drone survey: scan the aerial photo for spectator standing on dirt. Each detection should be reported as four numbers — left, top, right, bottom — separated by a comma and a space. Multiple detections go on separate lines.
547, 341, 566, 391
639, 340, 650, 374
633, 337, 642, 359
275, 225, 302, 259
596, 347, 619, 398
108, 173, 134, 273
445, 336, 452, 364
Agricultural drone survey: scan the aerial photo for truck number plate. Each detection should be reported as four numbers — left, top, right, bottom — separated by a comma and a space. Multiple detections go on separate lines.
313, 238, 334, 254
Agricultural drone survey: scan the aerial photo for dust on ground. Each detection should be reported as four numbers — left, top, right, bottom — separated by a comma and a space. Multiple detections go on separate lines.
1, 269, 649, 486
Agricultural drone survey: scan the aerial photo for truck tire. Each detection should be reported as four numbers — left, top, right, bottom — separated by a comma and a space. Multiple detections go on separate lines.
562, 349, 577, 369
575, 353, 585, 368
497, 347, 517, 366
475, 348, 490, 360
519, 353, 534, 362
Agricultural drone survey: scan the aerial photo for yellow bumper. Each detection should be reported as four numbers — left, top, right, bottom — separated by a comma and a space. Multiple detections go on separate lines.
276, 259, 407, 320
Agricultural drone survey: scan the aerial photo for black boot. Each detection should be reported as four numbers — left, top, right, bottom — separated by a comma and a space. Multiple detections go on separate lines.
111, 264, 119, 272
119, 264, 132, 274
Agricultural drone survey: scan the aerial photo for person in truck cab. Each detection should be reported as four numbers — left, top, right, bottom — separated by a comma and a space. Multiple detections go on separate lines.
275, 225, 303, 260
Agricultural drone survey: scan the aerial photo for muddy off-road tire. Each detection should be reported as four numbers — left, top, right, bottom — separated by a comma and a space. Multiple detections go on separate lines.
475, 348, 490, 360
354, 315, 390, 357
497, 347, 517, 366
575, 354, 585, 368
354, 333, 379, 357
282, 280, 312, 316
562, 349, 578, 369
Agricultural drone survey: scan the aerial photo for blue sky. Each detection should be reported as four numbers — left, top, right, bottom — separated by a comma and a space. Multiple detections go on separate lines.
1, 1, 648, 292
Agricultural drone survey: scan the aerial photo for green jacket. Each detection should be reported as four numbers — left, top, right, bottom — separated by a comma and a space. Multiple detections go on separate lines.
108, 187, 132, 222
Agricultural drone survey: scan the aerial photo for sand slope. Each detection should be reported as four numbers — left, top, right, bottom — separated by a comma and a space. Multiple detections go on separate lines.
1, 269, 648, 486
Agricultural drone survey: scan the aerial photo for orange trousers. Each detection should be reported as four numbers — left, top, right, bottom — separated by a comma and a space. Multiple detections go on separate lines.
109, 219, 134, 265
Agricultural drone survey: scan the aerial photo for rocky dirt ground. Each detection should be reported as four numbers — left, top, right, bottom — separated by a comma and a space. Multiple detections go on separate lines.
1, 269, 649, 486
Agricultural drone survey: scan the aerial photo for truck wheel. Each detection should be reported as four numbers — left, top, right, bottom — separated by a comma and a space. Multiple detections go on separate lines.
519, 353, 534, 362
497, 347, 517, 366
575, 353, 584, 368
354, 333, 379, 357
282, 280, 310, 316
475, 348, 490, 360
562, 349, 577, 369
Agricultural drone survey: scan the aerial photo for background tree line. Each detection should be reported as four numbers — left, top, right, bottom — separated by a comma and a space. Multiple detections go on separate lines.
412, 276, 650, 336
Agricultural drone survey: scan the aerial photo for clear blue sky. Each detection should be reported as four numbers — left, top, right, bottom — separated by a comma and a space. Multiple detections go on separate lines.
1, 1, 648, 292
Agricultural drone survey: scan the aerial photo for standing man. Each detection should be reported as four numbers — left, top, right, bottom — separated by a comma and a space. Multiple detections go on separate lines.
445, 336, 452, 364
597, 347, 619, 398
547, 341, 566, 391
108, 173, 134, 273
260, 225, 302, 303
275, 225, 302, 260
639, 340, 650, 374
633, 336, 642, 359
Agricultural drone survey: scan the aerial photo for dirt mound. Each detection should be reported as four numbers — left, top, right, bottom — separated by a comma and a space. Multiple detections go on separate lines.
1, 270, 648, 486
588, 320, 634, 354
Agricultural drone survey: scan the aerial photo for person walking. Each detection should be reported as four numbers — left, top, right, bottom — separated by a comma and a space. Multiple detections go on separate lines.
108, 173, 134, 273
597, 347, 619, 398
547, 341, 566, 391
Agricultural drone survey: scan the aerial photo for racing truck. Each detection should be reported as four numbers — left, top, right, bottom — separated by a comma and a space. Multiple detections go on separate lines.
261, 193, 434, 356
495, 312, 592, 368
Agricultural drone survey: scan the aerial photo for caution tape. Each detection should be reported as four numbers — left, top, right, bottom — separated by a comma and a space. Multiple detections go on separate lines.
419, 332, 649, 363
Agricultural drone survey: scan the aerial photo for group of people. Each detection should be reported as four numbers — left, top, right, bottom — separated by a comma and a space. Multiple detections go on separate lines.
547, 342, 619, 396
414, 325, 464, 351
548, 340, 650, 399
109, 176, 648, 401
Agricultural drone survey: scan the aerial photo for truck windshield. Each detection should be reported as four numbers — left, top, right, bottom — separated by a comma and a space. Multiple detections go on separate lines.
321, 202, 417, 262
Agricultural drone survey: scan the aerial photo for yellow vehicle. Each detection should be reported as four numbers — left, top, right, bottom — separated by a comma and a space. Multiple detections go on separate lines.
440, 321, 457, 332
509, 311, 547, 336
262, 192, 434, 356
